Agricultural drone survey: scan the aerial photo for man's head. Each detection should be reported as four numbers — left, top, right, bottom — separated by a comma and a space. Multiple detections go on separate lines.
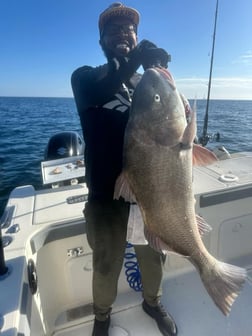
99, 3, 140, 59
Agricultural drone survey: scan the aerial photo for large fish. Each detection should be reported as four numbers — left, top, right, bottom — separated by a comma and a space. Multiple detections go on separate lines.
114, 67, 247, 316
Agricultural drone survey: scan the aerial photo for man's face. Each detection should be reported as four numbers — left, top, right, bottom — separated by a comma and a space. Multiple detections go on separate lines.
100, 17, 138, 58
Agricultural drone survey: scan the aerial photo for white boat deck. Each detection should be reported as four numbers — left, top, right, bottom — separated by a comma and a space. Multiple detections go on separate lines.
52, 268, 252, 336
1, 152, 252, 335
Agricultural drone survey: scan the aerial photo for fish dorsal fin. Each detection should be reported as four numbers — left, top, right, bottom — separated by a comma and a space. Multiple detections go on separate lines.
193, 144, 218, 166
114, 172, 136, 203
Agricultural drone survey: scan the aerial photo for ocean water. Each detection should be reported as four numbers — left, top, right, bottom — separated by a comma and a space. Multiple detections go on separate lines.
0, 97, 252, 216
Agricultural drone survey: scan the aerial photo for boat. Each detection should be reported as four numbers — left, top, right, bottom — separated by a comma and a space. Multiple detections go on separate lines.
1, 128, 252, 335
1, 1, 252, 335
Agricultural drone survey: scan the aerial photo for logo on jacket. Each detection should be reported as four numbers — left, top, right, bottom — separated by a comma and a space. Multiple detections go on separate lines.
103, 84, 133, 113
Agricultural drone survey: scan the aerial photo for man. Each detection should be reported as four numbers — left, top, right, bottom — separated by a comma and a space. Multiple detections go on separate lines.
71, 3, 177, 336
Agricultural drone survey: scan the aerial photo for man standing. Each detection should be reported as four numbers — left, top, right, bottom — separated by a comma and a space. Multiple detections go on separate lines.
71, 3, 177, 336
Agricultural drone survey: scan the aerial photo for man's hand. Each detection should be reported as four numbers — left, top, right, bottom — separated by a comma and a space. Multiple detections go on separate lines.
141, 46, 170, 70
128, 39, 170, 70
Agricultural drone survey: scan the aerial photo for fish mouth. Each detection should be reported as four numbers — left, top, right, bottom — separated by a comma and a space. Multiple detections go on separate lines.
152, 67, 176, 90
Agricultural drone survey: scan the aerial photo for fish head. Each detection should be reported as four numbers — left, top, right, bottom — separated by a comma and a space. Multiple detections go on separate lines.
129, 67, 187, 146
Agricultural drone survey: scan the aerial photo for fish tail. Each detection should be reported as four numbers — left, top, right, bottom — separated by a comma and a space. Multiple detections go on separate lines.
201, 260, 247, 316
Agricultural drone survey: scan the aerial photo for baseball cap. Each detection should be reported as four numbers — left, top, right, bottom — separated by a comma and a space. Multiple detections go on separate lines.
99, 2, 140, 36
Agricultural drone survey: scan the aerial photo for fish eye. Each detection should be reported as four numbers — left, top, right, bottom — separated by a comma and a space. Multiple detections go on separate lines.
154, 94, 160, 102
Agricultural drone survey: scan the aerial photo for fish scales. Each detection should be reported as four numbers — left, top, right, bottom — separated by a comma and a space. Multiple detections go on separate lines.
115, 67, 247, 315
125, 139, 203, 257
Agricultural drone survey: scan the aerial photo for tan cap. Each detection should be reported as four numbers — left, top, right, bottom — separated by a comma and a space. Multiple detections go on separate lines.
99, 2, 140, 35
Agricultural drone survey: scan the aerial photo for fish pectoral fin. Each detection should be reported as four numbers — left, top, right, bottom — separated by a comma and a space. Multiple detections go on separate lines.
114, 172, 136, 203
181, 103, 219, 166
196, 214, 212, 236
192, 144, 218, 166
144, 227, 188, 257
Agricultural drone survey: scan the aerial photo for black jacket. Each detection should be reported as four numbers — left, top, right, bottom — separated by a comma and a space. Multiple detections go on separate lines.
71, 61, 141, 201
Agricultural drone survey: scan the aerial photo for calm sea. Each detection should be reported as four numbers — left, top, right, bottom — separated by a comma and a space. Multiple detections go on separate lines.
0, 97, 252, 216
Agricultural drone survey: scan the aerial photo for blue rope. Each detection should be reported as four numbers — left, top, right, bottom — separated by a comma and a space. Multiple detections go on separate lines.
124, 242, 143, 292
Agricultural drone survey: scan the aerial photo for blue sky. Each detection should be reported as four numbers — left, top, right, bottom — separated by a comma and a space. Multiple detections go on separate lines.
1, 0, 252, 99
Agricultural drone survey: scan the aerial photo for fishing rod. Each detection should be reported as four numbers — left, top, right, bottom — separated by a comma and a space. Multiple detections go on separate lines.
199, 0, 219, 146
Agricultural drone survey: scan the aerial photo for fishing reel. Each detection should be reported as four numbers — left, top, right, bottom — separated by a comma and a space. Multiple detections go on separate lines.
199, 132, 220, 147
